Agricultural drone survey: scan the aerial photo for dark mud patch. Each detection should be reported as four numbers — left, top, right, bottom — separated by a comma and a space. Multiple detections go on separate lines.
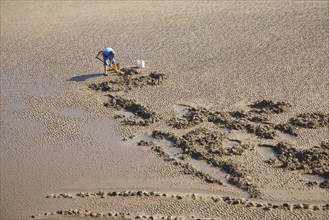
274, 123, 298, 137
167, 107, 209, 129
289, 112, 329, 129
120, 67, 140, 76
152, 129, 249, 158
167, 102, 329, 141
244, 123, 277, 139
89, 71, 168, 92
104, 95, 161, 126
249, 99, 292, 114
267, 142, 329, 178
150, 145, 224, 185
221, 160, 261, 198
150, 129, 260, 197
229, 110, 271, 124
167, 117, 191, 129
181, 128, 226, 157
319, 179, 329, 189
168, 106, 279, 139
210, 111, 277, 139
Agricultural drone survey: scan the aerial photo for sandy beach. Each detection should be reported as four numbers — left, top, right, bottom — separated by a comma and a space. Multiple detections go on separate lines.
1, 1, 328, 219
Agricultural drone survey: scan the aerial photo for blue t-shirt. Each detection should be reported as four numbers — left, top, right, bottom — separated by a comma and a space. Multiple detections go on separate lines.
103, 47, 113, 57
102, 47, 115, 64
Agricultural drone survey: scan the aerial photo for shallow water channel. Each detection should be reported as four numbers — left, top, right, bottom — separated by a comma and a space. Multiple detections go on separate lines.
301, 174, 325, 183
175, 104, 190, 118
257, 146, 278, 159
222, 140, 240, 148
116, 109, 136, 118
277, 131, 297, 143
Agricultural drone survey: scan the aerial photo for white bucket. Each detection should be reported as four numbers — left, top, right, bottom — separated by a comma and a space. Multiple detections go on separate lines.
137, 60, 145, 68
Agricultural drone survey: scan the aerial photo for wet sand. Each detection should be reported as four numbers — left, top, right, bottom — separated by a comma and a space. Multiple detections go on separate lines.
1, 1, 328, 219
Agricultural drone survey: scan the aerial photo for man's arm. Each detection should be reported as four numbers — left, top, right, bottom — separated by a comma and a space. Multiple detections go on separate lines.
96, 51, 103, 58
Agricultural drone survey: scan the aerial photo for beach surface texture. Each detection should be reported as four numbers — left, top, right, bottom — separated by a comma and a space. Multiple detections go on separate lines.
1, 1, 328, 220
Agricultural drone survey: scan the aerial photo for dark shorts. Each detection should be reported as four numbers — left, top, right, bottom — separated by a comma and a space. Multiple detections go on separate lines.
102, 54, 115, 66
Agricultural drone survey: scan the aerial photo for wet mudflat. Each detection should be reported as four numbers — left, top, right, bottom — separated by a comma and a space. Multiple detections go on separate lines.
1, 1, 329, 220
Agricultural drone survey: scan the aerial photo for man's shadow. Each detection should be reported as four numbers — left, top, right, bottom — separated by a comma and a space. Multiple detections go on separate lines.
69, 73, 104, 82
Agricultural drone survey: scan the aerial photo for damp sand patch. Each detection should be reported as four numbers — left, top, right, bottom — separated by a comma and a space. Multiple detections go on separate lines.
47, 106, 88, 118
3, 99, 28, 111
